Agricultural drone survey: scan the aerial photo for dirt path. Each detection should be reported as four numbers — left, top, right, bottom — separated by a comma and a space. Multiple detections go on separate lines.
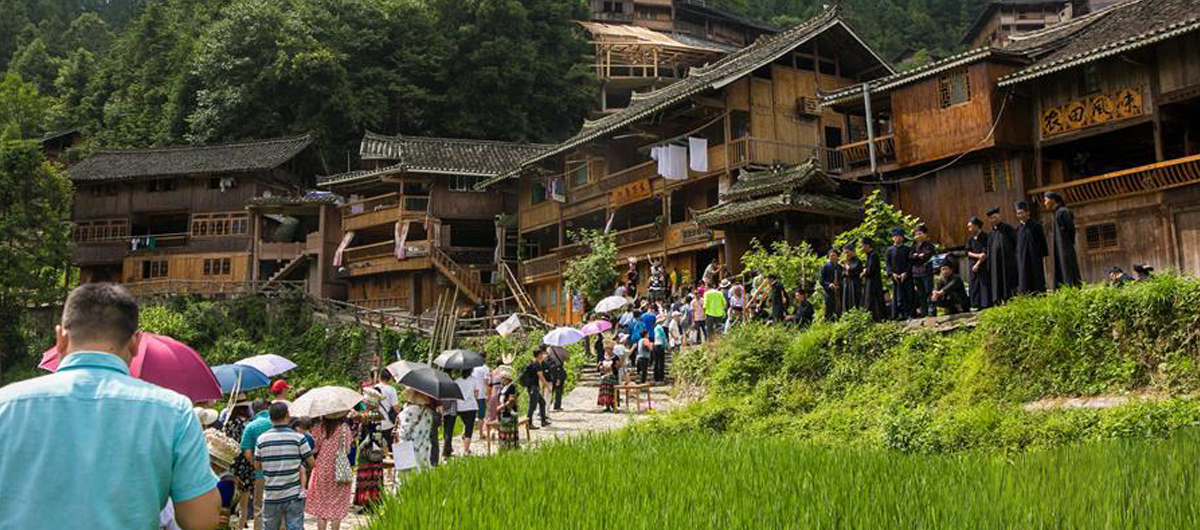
308, 379, 676, 529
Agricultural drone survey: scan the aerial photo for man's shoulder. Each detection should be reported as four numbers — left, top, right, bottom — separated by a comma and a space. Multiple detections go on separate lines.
0, 370, 192, 412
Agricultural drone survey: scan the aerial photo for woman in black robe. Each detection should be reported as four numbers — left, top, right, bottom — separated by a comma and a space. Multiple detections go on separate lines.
841, 244, 864, 313
965, 217, 990, 310
860, 238, 887, 321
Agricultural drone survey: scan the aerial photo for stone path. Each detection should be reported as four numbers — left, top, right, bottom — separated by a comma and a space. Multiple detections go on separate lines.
303, 377, 676, 529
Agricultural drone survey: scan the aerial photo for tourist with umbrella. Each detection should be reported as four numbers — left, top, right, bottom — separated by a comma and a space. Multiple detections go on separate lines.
387, 361, 464, 466
434, 349, 486, 457
395, 387, 437, 479
291, 386, 363, 530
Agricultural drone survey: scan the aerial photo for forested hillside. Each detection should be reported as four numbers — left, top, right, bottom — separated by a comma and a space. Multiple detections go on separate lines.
1, 0, 987, 168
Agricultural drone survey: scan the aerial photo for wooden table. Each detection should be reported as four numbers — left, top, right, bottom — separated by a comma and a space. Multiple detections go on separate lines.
614, 383, 654, 412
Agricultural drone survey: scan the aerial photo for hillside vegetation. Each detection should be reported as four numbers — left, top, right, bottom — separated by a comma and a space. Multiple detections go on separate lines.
648, 274, 1200, 453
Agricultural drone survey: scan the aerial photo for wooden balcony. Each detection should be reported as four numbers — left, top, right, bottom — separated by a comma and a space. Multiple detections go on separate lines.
519, 254, 560, 282
340, 240, 431, 277
832, 134, 897, 173
342, 193, 399, 231
1031, 154, 1200, 206
556, 242, 588, 260
728, 137, 839, 170
600, 160, 657, 192
129, 232, 189, 253
665, 223, 722, 252
615, 223, 662, 248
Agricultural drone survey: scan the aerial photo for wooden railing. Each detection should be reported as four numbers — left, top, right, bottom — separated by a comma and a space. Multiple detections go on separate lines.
1031, 154, 1200, 205
445, 246, 495, 266
402, 196, 430, 213
125, 279, 307, 297
500, 261, 540, 319
130, 232, 190, 251
429, 245, 488, 303
600, 160, 657, 191
556, 242, 588, 260
728, 137, 834, 170
615, 223, 662, 248
341, 192, 398, 217
835, 134, 897, 171
258, 241, 306, 261
342, 240, 430, 264
520, 254, 559, 280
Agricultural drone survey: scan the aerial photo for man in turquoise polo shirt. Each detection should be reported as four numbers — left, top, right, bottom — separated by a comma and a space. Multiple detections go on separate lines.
0, 283, 220, 530
241, 399, 273, 530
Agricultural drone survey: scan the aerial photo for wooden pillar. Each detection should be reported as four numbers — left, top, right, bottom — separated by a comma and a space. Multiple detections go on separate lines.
250, 213, 261, 282
1149, 68, 1166, 162
1032, 86, 1044, 187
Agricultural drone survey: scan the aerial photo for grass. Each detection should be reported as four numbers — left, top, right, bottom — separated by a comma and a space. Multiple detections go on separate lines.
371, 430, 1200, 529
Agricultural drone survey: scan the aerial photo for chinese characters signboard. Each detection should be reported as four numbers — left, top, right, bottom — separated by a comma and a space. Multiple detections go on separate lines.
611, 179, 652, 207
1040, 86, 1144, 138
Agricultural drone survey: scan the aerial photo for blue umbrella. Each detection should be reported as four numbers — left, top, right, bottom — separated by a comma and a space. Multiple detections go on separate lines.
212, 364, 271, 394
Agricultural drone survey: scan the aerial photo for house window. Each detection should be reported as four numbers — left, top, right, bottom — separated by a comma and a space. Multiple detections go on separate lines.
939, 69, 971, 108
982, 157, 1010, 193
450, 175, 484, 192
88, 184, 118, 196
73, 219, 129, 242
1085, 223, 1119, 251
141, 259, 169, 279
603, 1, 624, 13
191, 212, 250, 237
147, 179, 177, 193
568, 162, 589, 187
202, 258, 232, 276
531, 181, 548, 205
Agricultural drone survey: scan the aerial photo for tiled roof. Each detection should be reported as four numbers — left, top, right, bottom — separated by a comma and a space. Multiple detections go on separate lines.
694, 190, 862, 227
999, 0, 1200, 86
721, 160, 837, 201
68, 135, 312, 182
357, 131, 554, 176
246, 191, 341, 207
479, 7, 892, 189
820, 48, 1029, 106
694, 162, 861, 227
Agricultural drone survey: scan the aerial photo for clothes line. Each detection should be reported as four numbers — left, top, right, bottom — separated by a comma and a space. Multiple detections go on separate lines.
635, 111, 729, 154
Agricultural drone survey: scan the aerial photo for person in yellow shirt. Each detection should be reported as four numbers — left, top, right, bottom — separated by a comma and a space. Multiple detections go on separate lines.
702, 280, 727, 342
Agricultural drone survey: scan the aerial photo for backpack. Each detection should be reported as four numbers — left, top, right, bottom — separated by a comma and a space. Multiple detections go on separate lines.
519, 362, 540, 388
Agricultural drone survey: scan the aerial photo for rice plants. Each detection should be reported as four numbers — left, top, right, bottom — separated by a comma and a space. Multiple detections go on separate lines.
370, 430, 1200, 529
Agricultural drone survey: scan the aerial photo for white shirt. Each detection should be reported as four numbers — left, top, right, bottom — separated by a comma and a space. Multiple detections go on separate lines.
374, 383, 398, 430
454, 378, 478, 412
470, 365, 490, 401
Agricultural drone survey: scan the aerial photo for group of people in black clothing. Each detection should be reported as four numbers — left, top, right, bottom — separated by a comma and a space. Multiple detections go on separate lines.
818, 191, 1108, 322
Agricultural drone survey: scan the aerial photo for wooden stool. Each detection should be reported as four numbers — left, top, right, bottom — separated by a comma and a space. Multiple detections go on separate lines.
484, 418, 533, 452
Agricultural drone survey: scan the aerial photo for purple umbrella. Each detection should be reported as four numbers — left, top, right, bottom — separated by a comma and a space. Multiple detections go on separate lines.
580, 320, 613, 336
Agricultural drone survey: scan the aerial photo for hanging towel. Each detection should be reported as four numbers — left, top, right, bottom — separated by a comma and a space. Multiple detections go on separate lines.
332, 231, 356, 267
550, 177, 566, 202
494, 225, 504, 265
688, 137, 708, 172
664, 145, 689, 180
394, 221, 410, 260
652, 146, 669, 178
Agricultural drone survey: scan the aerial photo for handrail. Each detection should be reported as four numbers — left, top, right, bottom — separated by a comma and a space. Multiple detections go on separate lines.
341, 192, 399, 215
125, 279, 307, 297
1030, 154, 1200, 205
615, 223, 662, 248
600, 160, 656, 191
429, 245, 487, 303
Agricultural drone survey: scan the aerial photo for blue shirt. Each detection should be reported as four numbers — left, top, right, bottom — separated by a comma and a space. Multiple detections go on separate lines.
626, 319, 645, 345
240, 411, 273, 451
0, 351, 216, 530
641, 312, 658, 333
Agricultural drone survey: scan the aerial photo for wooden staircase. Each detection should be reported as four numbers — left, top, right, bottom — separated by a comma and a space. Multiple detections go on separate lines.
499, 261, 540, 320
260, 255, 309, 292
428, 245, 488, 304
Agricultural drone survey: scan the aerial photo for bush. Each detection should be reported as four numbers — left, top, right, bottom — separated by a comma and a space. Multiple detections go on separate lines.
644, 275, 1200, 454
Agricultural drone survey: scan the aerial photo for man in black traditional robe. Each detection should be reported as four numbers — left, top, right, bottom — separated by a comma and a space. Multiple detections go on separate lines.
1014, 201, 1048, 294
787, 287, 815, 328
841, 245, 864, 314
910, 225, 938, 317
965, 217, 990, 310
820, 248, 842, 322
985, 206, 1019, 305
885, 227, 915, 320
768, 273, 787, 323
1043, 191, 1082, 288
860, 238, 886, 321
931, 260, 968, 315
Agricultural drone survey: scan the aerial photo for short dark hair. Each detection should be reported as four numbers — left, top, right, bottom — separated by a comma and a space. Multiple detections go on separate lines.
968, 216, 983, 228
269, 401, 289, 421
62, 283, 139, 347
1045, 191, 1064, 205
380, 370, 393, 382
252, 398, 271, 413
915, 224, 928, 234
293, 417, 313, 430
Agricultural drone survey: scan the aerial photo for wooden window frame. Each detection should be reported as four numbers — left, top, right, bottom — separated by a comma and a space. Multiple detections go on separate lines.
981, 157, 1010, 193
567, 161, 589, 188
191, 212, 250, 238
202, 257, 234, 277
531, 181, 548, 205
73, 219, 129, 243
141, 259, 169, 279
1084, 223, 1119, 252
939, 69, 972, 108
449, 175, 484, 193
147, 179, 178, 193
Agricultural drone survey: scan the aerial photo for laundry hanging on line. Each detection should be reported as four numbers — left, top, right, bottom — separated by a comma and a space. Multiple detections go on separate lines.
688, 137, 708, 172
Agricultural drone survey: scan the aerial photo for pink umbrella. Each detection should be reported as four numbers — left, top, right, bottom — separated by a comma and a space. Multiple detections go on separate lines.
580, 320, 613, 336
39, 332, 222, 402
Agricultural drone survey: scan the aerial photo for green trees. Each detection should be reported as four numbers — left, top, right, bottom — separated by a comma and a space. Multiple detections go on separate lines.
0, 141, 72, 378
0, 73, 51, 140
562, 229, 619, 307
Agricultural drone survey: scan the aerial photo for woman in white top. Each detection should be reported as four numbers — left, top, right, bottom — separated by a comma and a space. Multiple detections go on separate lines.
469, 364, 490, 438
451, 370, 479, 455
396, 388, 435, 476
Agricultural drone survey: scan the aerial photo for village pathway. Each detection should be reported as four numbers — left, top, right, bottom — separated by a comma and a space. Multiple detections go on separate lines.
307, 375, 677, 529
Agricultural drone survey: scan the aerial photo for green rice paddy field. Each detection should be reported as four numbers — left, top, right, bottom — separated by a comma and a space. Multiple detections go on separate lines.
372, 431, 1199, 529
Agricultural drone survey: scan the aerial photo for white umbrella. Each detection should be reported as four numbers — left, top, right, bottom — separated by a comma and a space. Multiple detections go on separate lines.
543, 326, 584, 347
235, 354, 297, 378
288, 386, 364, 418
595, 295, 629, 313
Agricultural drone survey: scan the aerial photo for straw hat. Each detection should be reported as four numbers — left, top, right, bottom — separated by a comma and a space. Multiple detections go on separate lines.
494, 365, 515, 382
719, 279, 731, 289
194, 407, 218, 427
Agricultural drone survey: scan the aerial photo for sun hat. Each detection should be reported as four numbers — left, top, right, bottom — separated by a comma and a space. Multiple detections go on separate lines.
494, 365, 515, 381
194, 407, 218, 427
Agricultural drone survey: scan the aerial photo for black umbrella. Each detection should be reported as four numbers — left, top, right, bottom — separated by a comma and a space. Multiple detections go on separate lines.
433, 349, 485, 371
385, 360, 463, 400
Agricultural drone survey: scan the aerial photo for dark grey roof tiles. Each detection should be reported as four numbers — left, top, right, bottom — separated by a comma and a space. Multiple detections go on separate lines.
69, 135, 312, 182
